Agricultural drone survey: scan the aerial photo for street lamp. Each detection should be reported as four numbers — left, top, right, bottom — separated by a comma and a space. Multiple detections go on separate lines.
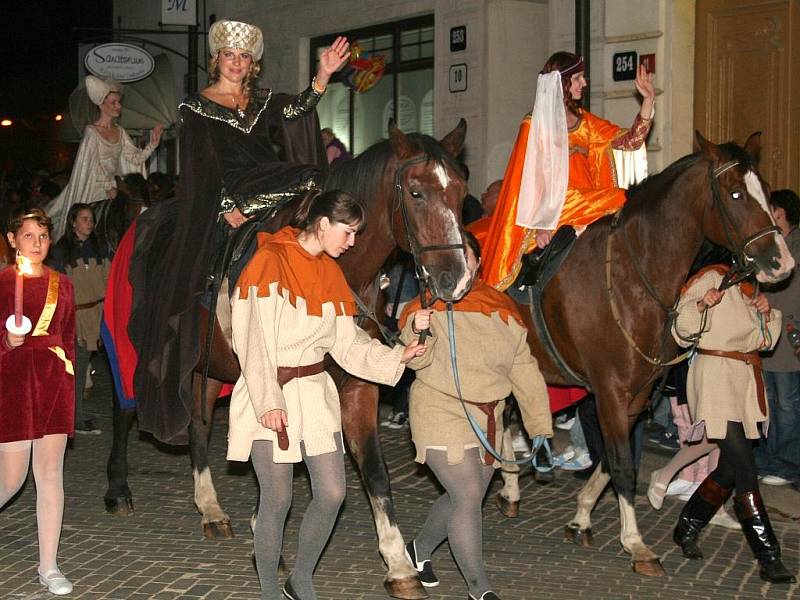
0, 119, 12, 127
54, 114, 63, 122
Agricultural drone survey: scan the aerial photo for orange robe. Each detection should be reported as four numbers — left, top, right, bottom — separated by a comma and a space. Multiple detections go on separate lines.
482, 111, 648, 290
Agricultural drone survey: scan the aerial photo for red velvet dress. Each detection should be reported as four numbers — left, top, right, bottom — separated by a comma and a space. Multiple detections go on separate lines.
0, 266, 76, 442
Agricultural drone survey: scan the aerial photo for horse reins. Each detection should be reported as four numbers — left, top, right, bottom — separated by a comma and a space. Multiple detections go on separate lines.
393, 155, 553, 469
605, 159, 779, 371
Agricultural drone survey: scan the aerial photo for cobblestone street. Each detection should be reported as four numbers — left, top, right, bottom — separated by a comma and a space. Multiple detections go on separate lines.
0, 357, 798, 599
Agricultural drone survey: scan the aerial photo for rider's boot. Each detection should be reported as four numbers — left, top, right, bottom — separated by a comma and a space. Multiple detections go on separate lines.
733, 491, 796, 584
673, 476, 731, 559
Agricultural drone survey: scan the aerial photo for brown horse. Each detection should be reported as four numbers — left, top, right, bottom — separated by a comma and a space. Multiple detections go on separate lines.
510, 132, 793, 575
105, 120, 468, 600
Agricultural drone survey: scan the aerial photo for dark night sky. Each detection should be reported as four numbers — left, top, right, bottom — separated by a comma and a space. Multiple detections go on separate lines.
0, 1, 112, 122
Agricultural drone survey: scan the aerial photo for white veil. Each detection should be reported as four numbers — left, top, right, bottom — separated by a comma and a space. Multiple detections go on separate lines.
515, 72, 570, 230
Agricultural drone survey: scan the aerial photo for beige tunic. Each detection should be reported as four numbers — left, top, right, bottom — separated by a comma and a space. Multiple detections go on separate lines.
228, 283, 405, 463
400, 310, 552, 466
672, 269, 782, 440
66, 257, 109, 351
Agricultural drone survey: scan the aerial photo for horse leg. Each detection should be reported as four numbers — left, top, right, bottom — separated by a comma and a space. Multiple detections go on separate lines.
565, 462, 611, 547
495, 426, 520, 518
597, 391, 665, 576
190, 374, 234, 539
104, 390, 136, 515
340, 378, 426, 600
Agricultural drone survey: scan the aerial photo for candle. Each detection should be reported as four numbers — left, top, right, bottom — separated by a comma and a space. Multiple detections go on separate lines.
13, 254, 32, 329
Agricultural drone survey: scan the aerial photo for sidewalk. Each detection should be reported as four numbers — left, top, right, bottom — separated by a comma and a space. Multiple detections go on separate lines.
0, 361, 797, 599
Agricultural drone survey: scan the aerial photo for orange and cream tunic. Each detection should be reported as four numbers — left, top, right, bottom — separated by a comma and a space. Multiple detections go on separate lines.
672, 267, 782, 440
398, 279, 552, 466
227, 226, 406, 463
481, 111, 651, 290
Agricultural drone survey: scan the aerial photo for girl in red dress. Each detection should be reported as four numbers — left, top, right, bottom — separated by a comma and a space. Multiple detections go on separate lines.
0, 208, 76, 595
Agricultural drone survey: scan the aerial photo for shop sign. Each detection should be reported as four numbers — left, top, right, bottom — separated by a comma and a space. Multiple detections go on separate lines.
84, 43, 155, 82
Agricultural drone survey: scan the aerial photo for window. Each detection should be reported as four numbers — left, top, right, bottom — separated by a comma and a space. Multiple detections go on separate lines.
311, 15, 434, 156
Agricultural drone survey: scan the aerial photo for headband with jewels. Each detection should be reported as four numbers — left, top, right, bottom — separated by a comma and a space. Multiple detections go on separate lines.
208, 19, 264, 61
558, 56, 585, 78
85, 75, 123, 106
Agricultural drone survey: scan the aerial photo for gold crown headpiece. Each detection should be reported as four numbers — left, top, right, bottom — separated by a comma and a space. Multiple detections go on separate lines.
208, 20, 264, 61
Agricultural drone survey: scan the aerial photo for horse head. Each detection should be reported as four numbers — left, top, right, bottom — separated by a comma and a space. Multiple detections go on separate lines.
695, 131, 794, 283
388, 119, 470, 302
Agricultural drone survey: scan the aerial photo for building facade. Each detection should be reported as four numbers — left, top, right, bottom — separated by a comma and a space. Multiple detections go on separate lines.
110, 0, 796, 195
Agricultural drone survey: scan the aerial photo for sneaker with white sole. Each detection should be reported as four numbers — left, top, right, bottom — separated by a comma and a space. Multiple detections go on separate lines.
559, 452, 592, 471
677, 481, 701, 501
664, 478, 696, 497
761, 474, 792, 486
405, 540, 439, 587
387, 411, 408, 429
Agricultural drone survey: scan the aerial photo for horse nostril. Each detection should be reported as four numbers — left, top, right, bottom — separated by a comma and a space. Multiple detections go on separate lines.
436, 271, 455, 292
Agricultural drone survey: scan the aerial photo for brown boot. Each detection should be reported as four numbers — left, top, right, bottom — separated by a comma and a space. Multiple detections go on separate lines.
673, 477, 732, 559
733, 491, 796, 584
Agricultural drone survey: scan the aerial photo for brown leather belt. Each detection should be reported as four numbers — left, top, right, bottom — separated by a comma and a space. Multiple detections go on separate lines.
276, 361, 326, 389
464, 398, 503, 465
697, 349, 766, 415
75, 298, 104, 311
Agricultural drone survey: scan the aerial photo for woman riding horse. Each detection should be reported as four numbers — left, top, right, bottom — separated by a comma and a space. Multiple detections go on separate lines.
123, 20, 349, 445
481, 51, 654, 289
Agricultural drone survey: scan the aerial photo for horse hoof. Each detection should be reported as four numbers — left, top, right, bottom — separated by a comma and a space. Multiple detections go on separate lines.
383, 576, 428, 600
495, 493, 519, 518
632, 558, 666, 577
564, 524, 593, 548
202, 520, 234, 539
534, 469, 555, 485
104, 496, 134, 516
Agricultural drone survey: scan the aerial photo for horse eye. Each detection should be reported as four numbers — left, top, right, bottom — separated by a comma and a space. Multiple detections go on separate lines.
409, 190, 423, 200
731, 190, 743, 201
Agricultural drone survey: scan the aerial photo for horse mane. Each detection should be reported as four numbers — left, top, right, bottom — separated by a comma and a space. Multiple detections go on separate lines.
323, 133, 463, 206
625, 140, 755, 215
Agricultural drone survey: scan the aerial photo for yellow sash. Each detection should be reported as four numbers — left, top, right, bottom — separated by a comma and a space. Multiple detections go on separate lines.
31, 270, 73, 376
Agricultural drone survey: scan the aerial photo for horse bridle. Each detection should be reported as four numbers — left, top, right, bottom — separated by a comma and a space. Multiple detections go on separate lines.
392, 154, 469, 308
606, 158, 780, 370
708, 160, 781, 288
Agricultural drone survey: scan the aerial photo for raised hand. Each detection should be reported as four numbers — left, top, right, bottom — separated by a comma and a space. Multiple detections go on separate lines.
634, 64, 655, 100
315, 36, 351, 89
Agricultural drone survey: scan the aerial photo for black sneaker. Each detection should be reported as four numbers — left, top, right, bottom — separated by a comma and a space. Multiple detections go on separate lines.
75, 419, 102, 435
404, 540, 439, 587
469, 592, 501, 600
387, 411, 408, 429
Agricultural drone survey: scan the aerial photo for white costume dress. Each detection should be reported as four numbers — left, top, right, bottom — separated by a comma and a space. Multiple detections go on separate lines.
48, 125, 156, 239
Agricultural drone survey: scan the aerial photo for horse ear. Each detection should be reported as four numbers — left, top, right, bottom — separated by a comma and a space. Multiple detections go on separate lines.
744, 131, 762, 163
440, 118, 467, 157
388, 119, 414, 160
694, 130, 724, 162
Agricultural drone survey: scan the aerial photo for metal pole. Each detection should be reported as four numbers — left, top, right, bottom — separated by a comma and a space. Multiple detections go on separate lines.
187, 25, 198, 94
575, 0, 591, 109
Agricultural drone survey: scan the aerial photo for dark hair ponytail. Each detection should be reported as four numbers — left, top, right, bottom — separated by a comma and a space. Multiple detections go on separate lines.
291, 189, 366, 233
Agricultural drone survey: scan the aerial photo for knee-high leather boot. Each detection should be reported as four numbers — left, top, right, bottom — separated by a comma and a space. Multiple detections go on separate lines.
733, 491, 796, 584
673, 477, 732, 559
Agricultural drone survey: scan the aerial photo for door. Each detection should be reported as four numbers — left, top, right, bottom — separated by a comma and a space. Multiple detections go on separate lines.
695, 0, 800, 190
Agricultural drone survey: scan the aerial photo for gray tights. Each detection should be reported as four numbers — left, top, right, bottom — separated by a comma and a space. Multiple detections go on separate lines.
250, 435, 346, 600
414, 447, 495, 597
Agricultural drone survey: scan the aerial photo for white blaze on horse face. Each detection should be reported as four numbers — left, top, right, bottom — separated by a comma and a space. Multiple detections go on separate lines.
433, 163, 451, 190
744, 170, 795, 279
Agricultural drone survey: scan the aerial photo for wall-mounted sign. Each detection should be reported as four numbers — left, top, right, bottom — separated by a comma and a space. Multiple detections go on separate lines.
612, 51, 637, 81
640, 53, 656, 73
84, 44, 155, 82
449, 64, 467, 93
162, 0, 197, 26
450, 26, 466, 52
